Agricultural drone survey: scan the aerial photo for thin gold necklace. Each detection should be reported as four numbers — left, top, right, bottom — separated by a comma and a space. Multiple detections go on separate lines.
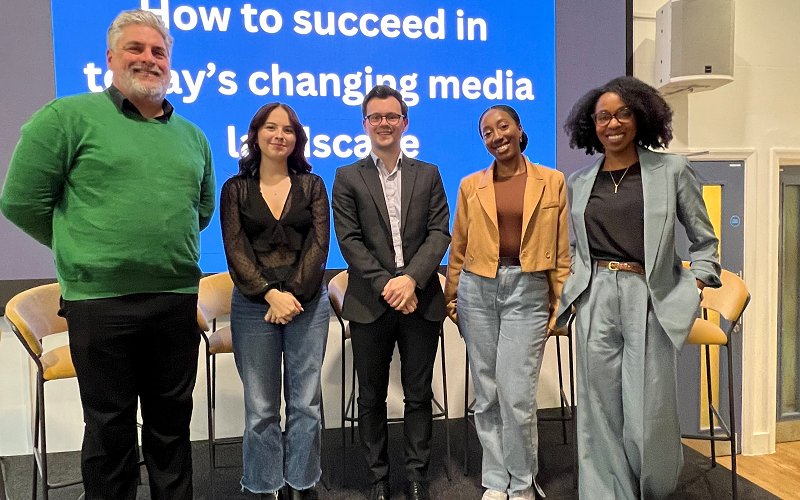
608, 166, 631, 194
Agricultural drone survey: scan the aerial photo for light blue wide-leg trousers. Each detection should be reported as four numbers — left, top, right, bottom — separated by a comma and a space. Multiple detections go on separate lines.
575, 266, 683, 500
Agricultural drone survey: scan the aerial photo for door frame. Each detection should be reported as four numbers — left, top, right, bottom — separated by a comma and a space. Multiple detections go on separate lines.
668, 147, 773, 455
676, 159, 744, 452
777, 165, 800, 441
773, 150, 800, 446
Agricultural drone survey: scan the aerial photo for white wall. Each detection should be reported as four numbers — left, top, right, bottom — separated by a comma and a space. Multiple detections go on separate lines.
0, 317, 573, 455
634, 0, 800, 455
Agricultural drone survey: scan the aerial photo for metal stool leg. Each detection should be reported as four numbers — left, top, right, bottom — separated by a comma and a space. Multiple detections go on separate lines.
320, 392, 330, 491
555, 338, 568, 444
202, 333, 216, 499
726, 342, 738, 500
439, 330, 451, 481
705, 345, 717, 467
32, 388, 40, 500
340, 326, 347, 487
463, 349, 470, 475
39, 376, 49, 500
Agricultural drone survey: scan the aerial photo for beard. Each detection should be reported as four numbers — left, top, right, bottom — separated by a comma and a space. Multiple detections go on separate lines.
118, 62, 169, 101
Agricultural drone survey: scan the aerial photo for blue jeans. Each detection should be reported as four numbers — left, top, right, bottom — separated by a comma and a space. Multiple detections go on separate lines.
230, 286, 330, 494
458, 267, 550, 497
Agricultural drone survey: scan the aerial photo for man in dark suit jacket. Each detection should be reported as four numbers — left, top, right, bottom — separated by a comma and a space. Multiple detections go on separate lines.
332, 85, 451, 500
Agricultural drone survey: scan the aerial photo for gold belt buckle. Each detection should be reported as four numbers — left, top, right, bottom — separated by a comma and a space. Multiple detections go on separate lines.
608, 261, 621, 271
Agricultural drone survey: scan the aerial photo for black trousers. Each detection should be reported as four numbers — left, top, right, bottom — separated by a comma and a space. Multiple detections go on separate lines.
349, 308, 441, 484
61, 293, 200, 500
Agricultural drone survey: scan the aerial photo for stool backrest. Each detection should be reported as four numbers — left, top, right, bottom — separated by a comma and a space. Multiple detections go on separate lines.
700, 269, 750, 323
681, 261, 749, 325
197, 272, 235, 331
328, 271, 348, 319
5, 283, 66, 357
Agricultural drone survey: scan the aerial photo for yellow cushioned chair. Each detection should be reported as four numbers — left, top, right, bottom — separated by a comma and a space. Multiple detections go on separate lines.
5, 283, 80, 500
196, 271, 237, 492
680, 264, 750, 500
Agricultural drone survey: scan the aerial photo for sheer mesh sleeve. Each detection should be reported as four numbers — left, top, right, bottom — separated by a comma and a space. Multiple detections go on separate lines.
285, 174, 330, 303
219, 178, 271, 297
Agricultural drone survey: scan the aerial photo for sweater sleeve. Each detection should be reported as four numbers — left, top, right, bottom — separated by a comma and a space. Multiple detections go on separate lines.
0, 103, 71, 248
198, 138, 216, 231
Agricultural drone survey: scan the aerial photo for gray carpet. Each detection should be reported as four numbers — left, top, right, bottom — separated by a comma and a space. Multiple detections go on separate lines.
0, 411, 780, 499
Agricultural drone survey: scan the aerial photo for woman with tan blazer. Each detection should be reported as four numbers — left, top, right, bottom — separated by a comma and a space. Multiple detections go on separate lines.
445, 105, 570, 500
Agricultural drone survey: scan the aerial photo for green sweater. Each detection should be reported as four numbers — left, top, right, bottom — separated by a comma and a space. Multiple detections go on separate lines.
0, 90, 216, 300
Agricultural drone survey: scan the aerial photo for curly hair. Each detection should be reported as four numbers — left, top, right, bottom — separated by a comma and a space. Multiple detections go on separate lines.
563, 76, 674, 155
478, 105, 529, 153
236, 103, 312, 178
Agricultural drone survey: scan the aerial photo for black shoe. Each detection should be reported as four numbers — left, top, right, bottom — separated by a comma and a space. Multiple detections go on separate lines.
406, 481, 430, 500
369, 481, 391, 500
285, 484, 319, 500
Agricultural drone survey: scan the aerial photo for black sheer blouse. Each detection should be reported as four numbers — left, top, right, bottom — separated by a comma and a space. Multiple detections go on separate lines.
220, 173, 330, 304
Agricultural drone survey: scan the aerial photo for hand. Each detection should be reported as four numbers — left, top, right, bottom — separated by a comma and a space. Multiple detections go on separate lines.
264, 289, 302, 323
696, 279, 706, 290
265, 307, 293, 324
446, 299, 458, 325
399, 292, 418, 315
382, 275, 417, 310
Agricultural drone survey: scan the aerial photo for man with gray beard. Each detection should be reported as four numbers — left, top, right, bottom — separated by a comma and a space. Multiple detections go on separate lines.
0, 9, 215, 500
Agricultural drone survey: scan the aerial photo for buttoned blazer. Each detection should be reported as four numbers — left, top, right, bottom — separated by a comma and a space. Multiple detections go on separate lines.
444, 158, 571, 329
555, 147, 722, 349
331, 155, 451, 324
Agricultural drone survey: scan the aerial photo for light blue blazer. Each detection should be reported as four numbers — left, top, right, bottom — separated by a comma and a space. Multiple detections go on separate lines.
555, 147, 722, 349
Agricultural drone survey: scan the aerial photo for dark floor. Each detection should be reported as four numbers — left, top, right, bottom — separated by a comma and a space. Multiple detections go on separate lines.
0, 411, 779, 499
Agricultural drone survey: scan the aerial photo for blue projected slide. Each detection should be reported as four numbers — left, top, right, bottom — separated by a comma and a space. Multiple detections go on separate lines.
51, 0, 555, 271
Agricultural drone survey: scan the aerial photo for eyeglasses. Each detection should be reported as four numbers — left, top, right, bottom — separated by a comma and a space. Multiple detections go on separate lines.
365, 113, 405, 126
591, 107, 635, 126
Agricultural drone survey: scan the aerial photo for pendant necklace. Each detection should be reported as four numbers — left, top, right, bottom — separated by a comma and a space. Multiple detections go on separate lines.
608, 166, 631, 194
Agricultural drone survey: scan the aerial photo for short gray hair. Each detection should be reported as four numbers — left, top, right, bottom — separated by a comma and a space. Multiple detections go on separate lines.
107, 9, 173, 57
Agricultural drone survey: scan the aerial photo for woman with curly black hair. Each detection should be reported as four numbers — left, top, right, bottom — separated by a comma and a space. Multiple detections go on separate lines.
554, 76, 722, 499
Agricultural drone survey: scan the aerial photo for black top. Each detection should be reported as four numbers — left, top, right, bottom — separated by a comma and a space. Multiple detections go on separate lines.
585, 162, 645, 265
220, 174, 330, 304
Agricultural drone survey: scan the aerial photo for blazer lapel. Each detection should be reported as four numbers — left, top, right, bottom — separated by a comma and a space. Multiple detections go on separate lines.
476, 162, 498, 230
639, 147, 668, 278
358, 157, 391, 230
400, 156, 417, 234
572, 155, 604, 257
521, 159, 545, 239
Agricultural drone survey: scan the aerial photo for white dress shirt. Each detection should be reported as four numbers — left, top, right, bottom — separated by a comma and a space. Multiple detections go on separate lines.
371, 151, 404, 268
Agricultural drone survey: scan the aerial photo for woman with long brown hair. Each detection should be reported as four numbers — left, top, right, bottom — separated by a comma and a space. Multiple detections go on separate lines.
220, 103, 330, 500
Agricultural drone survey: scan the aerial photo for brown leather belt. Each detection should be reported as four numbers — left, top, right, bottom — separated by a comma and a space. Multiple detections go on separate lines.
596, 260, 645, 276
